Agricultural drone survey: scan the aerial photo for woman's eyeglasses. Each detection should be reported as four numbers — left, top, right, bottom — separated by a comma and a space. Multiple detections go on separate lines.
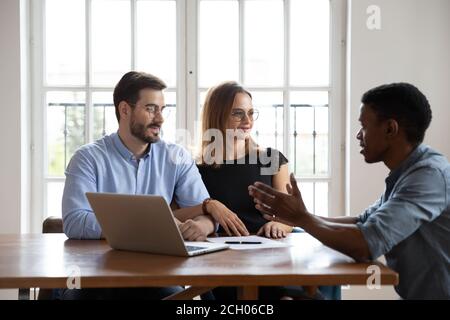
230, 108, 259, 122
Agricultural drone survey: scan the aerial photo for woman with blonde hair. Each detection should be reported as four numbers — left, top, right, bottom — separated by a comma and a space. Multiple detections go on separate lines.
198, 81, 340, 300
198, 81, 293, 238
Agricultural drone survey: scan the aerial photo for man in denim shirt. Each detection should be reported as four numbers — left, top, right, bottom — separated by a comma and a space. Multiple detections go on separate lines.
249, 83, 449, 299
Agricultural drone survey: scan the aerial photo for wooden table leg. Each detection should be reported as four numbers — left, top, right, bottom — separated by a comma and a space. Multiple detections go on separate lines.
237, 286, 258, 300
304, 286, 318, 298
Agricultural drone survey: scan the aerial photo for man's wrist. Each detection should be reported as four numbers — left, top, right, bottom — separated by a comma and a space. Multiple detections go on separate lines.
297, 211, 315, 229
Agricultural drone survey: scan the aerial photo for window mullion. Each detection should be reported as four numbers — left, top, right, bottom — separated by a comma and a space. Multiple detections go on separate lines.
186, 0, 198, 146
176, 0, 187, 138
131, 0, 136, 70
239, 0, 244, 84
283, 0, 291, 168
85, 0, 93, 143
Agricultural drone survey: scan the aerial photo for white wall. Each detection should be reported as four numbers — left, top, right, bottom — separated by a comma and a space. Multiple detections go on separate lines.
0, 0, 28, 300
344, 0, 450, 299
0, 1, 23, 234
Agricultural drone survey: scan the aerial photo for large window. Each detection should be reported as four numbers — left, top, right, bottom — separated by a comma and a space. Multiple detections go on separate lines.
31, 0, 345, 231
190, 0, 344, 218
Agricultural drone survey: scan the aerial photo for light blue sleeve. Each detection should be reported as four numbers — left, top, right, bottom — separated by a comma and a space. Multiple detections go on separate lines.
62, 149, 102, 239
357, 167, 447, 259
358, 197, 382, 223
172, 146, 210, 208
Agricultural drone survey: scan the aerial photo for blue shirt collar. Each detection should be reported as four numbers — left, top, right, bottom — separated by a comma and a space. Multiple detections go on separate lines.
112, 132, 151, 161
386, 144, 426, 186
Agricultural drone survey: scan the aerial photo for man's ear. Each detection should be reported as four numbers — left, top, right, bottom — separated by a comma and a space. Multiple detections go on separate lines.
386, 119, 399, 138
119, 101, 130, 120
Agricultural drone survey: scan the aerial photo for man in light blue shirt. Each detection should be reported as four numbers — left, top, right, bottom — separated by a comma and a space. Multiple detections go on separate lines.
60, 71, 248, 299
63, 131, 211, 239
63, 71, 248, 241
249, 83, 450, 299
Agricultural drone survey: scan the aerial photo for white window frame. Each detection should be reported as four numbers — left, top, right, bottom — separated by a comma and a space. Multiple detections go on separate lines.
30, 0, 346, 232
30, 0, 187, 232
187, 0, 346, 217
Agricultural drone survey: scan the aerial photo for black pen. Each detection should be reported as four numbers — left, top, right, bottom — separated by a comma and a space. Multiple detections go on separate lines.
225, 241, 262, 244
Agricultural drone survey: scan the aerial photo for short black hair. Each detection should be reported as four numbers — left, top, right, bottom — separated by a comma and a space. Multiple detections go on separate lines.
113, 71, 167, 122
361, 82, 432, 145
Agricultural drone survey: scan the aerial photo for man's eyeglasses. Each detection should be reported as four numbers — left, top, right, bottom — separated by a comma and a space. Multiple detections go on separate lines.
128, 102, 170, 118
230, 108, 259, 122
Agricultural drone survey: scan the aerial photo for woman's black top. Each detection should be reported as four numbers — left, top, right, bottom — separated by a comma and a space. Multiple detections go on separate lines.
197, 148, 288, 233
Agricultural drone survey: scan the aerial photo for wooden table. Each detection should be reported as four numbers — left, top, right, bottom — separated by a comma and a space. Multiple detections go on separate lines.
0, 233, 398, 299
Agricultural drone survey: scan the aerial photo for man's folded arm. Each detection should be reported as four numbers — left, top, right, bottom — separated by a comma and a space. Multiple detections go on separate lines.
62, 151, 102, 239
193, 215, 216, 236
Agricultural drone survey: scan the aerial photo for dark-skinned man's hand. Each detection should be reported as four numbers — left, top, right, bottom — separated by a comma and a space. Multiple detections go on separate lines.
248, 173, 311, 226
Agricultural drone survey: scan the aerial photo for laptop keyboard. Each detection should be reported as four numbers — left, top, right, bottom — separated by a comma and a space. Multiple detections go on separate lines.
186, 245, 206, 252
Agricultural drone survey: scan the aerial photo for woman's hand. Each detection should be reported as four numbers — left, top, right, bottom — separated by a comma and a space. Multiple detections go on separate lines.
257, 221, 293, 239
206, 200, 249, 236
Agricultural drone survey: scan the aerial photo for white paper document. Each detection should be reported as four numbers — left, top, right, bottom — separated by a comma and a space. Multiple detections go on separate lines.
207, 235, 290, 250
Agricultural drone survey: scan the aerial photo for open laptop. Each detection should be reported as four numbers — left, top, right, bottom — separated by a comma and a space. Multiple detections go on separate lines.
85, 192, 229, 257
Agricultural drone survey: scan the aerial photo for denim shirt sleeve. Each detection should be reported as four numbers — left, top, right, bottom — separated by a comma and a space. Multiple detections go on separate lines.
358, 197, 382, 224
62, 150, 102, 239
357, 166, 447, 259
173, 146, 210, 208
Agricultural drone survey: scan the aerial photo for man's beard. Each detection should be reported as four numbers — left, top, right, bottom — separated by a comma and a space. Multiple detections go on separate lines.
130, 116, 161, 144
